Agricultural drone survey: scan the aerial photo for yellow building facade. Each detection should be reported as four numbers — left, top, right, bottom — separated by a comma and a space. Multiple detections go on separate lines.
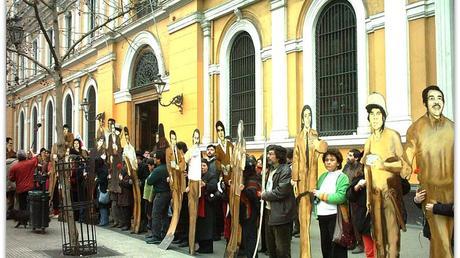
7, 0, 453, 180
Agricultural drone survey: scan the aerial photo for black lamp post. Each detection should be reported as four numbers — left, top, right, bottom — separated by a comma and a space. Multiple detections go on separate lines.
154, 75, 184, 114
7, 15, 24, 108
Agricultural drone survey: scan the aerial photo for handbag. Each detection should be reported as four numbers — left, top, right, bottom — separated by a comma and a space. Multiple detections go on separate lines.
98, 187, 110, 204
332, 204, 356, 249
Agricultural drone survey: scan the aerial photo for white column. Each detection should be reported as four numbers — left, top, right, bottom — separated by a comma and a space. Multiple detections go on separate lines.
24, 103, 29, 150
201, 21, 211, 145
73, 79, 81, 138
269, 0, 289, 140
435, 0, 454, 120
384, 0, 412, 136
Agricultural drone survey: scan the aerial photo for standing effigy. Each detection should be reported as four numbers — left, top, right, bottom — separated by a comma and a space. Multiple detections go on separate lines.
405, 86, 454, 258
160, 130, 186, 249
225, 120, 246, 258
291, 105, 327, 258
107, 119, 122, 227
122, 127, 142, 233
214, 121, 234, 242
362, 93, 409, 258
95, 112, 107, 147
184, 129, 202, 255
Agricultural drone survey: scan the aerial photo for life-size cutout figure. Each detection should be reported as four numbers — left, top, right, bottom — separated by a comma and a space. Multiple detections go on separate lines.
291, 105, 327, 258
122, 127, 142, 233
160, 130, 186, 248
184, 129, 203, 255
405, 86, 454, 258
107, 119, 123, 227
214, 121, 235, 241
225, 120, 246, 258
95, 112, 107, 147
362, 93, 410, 258
63, 124, 75, 151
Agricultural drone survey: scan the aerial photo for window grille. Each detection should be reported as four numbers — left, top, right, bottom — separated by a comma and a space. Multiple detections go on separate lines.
133, 47, 159, 89
20, 112, 24, 151
89, 0, 96, 38
315, 0, 357, 136
33, 40, 38, 74
32, 107, 38, 153
66, 13, 72, 49
135, 0, 157, 19
47, 102, 53, 150
229, 32, 255, 140
47, 29, 53, 67
87, 87, 96, 149
65, 95, 73, 131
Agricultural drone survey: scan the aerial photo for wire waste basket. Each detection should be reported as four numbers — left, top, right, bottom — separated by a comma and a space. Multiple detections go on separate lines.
56, 156, 97, 256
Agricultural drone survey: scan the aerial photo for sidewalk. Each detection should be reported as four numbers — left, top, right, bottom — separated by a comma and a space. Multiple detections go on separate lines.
6, 217, 429, 257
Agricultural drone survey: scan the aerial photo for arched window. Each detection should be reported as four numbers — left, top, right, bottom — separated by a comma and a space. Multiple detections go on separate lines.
133, 47, 159, 89
19, 111, 25, 151
229, 32, 255, 140
315, 0, 357, 136
86, 86, 96, 149
31, 107, 38, 152
65, 94, 73, 131
46, 101, 54, 150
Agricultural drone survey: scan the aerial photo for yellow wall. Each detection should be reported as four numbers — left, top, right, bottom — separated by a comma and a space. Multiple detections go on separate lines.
366, 0, 384, 16
409, 17, 437, 121
368, 28, 386, 97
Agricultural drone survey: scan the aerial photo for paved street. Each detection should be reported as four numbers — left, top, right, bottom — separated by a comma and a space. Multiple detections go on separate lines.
6, 217, 429, 257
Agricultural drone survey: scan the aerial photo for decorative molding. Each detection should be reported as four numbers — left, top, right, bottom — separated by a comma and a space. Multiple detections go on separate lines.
366, 12, 385, 33
204, 0, 258, 21
167, 12, 203, 34
270, 0, 286, 11
406, 0, 435, 21
285, 39, 303, 53
208, 64, 220, 75
234, 8, 243, 22
113, 89, 132, 104
261, 47, 272, 62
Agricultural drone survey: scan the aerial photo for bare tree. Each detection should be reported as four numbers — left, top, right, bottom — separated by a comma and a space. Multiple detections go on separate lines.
6, 0, 156, 252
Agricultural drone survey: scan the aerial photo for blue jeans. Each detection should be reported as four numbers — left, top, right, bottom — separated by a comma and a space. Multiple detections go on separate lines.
99, 207, 109, 226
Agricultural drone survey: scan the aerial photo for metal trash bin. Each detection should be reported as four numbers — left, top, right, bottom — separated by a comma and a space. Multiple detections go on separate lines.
28, 190, 50, 231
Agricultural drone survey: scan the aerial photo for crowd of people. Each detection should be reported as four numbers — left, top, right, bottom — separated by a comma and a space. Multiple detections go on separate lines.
5, 85, 453, 258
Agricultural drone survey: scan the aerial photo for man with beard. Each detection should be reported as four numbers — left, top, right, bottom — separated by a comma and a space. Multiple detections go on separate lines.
206, 144, 223, 241
342, 149, 364, 254
405, 86, 454, 258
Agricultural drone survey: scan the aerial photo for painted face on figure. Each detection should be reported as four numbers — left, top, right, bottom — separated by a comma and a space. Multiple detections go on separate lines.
124, 132, 130, 144
303, 109, 312, 130
324, 154, 339, 172
155, 133, 159, 143
63, 127, 69, 134
170, 134, 177, 147
346, 152, 355, 164
7, 139, 13, 150
193, 131, 200, 145
427, 89, 444, 119
217, 126, 225, 141
369, 108, 383, 132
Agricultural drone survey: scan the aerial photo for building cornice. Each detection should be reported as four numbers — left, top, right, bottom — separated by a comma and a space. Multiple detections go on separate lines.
167, 12, 203, 34
406, 0, 435, 21
204, 0, 259, 21
366, 12, 385, 33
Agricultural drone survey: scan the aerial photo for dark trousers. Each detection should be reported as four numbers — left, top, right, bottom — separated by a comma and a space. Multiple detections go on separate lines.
214, 198, 224, 238
17, 191, 28, 211
152, 191, 171, 240
7, 190, 15, 215
242, 214, 258, 258
265, 217, 292, 258
318, 214, 348, 258
119, 205, 132, 227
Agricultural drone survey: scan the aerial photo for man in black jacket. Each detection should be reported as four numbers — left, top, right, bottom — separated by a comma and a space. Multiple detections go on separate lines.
145, 150, 171, 244
261, 145, 296, 258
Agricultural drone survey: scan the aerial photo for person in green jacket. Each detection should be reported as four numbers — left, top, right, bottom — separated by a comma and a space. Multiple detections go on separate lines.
313, 148, 349, 258
145, 150, 171, 244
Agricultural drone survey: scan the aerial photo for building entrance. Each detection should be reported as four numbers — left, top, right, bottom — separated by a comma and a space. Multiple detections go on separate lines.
135, 100, 158, 152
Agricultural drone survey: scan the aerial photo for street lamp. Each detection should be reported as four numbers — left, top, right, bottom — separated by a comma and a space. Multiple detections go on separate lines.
80, 98, 91, 121
153, 75, 184, 114
7, 15, 24, 108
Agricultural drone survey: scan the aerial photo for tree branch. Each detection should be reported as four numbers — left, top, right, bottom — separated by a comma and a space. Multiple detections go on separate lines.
24, 0, 60, 67
62, 3, 134, 61
37, 0, 52, 10
7, 47, 53, 75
